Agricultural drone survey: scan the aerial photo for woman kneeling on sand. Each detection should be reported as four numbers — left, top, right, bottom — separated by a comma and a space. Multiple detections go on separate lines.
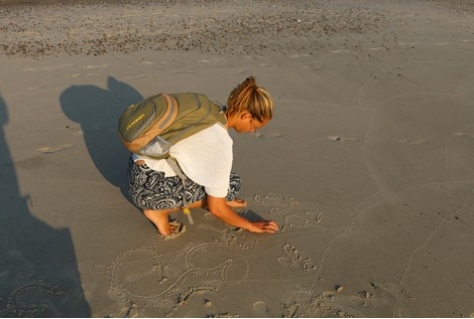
127, 76, 279, 239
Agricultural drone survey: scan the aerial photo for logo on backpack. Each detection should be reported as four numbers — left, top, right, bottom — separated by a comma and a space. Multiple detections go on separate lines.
126, 113, 145, 131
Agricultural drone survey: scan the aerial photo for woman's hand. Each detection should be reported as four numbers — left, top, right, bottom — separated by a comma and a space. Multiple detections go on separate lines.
247, 220, 279, 234
207, 195, 279, 234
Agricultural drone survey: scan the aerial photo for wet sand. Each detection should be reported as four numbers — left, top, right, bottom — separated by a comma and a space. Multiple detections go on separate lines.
1, 0, 474, 317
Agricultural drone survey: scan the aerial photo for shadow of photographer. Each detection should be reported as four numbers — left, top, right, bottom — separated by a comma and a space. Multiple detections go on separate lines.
0, 94, 91, 317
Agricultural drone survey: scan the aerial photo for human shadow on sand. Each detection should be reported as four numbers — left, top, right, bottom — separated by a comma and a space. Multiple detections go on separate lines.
0, 94, 91, 317
60, 76, 142, 197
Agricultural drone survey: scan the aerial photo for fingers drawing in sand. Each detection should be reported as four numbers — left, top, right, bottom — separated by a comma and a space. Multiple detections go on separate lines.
124, 76, 278, 238
247, 219, 280, 234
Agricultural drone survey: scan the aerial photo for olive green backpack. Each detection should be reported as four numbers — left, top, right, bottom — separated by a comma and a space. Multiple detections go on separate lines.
118, 93, 227, 159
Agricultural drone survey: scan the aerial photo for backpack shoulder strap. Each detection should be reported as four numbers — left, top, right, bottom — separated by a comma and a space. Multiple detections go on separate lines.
166, 156, 187, 180
166, 156, 195, 224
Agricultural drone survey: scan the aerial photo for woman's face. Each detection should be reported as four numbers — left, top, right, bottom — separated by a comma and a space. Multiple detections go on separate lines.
233, 112, 270, 133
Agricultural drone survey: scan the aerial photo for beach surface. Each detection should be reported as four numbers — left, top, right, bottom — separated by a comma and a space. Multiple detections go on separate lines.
1, 0, 474, 317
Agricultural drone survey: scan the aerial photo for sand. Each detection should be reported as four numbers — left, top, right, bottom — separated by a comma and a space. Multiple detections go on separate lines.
1, 0, 474, 317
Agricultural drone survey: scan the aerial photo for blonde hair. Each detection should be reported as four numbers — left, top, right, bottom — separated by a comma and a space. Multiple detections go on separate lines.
226, 76, 273, 122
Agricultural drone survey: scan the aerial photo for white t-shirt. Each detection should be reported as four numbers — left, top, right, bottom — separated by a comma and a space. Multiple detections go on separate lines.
133, 123, 233, 198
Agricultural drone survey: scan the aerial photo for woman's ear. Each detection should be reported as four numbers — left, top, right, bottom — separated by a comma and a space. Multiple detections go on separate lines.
240, 111, 252, 120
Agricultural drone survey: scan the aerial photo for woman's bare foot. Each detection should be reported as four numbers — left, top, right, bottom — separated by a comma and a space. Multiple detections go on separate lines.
143, 210, 186, 239
162, 220, 186, 240
143, 209, 173, 235
143, 201, 204, 238
226, 198, 247, 208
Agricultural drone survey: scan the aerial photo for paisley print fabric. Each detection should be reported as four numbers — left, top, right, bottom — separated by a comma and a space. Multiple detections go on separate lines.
127, 157, 241, 210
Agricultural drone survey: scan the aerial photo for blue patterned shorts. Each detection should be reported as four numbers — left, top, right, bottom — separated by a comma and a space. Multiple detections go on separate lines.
127, 157, 242, 210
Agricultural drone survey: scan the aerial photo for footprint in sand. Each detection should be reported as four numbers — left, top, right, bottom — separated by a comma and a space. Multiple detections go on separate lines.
277, 243, 316, 273
254, 193, 299, 215
281, 282, 418, 318
253, 301, 270, 316
326, 135, 359, 142
177, 286, 223, 306
270, 201, 298, 215
306, 211, 323, 223
252, 131, 283, 138
117, 302, 140, 317
284, 215, 310, 228
284, 211, 323, 228
254, 193, 284, 206
453, 131, 473, 139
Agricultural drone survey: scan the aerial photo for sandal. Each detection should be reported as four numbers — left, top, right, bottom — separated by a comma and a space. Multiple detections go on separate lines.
159, 219, 186, 240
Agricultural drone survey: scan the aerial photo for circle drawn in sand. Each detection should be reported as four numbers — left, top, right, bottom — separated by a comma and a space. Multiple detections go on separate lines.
106, 248, 170, 299
0, 280, 64, 317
